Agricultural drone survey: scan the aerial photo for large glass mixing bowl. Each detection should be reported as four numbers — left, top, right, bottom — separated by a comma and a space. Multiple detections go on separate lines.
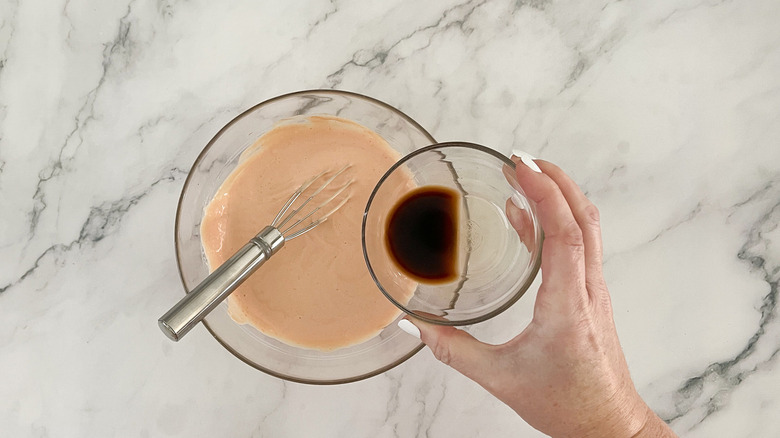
174, 90, 434, 384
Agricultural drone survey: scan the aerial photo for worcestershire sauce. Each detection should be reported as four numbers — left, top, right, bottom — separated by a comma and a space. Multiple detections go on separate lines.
385, 186, 459, 283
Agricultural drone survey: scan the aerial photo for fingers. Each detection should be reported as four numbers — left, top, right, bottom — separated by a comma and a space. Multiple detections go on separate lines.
511, 153, 588, 312
535, 161, 605, 289
398, 319, 500, 386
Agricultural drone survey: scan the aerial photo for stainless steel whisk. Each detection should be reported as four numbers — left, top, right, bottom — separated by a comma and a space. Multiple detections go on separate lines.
158, 165, 353, 341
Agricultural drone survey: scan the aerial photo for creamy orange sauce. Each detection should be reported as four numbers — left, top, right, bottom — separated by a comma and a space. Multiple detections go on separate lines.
201, 116, 414, 350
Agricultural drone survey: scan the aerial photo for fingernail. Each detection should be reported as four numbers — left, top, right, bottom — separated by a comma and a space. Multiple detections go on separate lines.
398, 319, 421, 339
510, 193, 526, 210
511, 149, 542, 173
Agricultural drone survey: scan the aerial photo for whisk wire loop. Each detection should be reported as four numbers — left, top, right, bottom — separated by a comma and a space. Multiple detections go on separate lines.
275, 164, 352, 240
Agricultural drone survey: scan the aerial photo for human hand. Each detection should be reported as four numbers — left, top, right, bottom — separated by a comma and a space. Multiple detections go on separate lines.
397, 154, 677, 438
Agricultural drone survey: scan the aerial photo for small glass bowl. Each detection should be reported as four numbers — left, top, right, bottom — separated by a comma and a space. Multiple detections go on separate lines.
362, 142, 543, 326
174, 90, 435, 384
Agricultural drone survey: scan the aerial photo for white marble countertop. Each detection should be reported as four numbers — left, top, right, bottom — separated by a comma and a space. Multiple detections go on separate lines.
2, 0, 779, 436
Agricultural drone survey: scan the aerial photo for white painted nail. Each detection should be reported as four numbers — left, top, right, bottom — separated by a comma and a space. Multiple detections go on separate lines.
398, 319, 421, 339
511, 149, 542, 173
510, 193, 526, 210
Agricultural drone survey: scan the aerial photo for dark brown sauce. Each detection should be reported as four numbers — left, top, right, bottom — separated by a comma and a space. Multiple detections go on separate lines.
385, 186, 459, 284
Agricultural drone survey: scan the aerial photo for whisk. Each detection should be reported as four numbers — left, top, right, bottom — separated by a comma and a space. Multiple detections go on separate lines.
158, 165, 353, 341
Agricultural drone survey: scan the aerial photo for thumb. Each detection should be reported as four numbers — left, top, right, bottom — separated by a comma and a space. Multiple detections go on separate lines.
398, 318, 499, 384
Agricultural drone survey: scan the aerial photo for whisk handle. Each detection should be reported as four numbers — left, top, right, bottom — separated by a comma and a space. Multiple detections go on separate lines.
158, 226, 285, 341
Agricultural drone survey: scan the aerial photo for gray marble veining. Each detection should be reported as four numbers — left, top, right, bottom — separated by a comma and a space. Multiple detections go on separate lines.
1, 0, 779, 436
